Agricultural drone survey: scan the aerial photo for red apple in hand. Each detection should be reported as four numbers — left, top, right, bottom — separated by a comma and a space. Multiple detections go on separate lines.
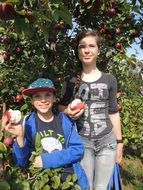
4, 111, 11, 121
4, 109, 22, 124
70, 99, 84, 111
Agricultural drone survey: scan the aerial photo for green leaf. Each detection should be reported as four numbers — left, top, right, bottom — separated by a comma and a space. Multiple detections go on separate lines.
61, 181, 70, 189
74, 184, 81, 190
51, 175, 61, 188
52, 9, 60, 21
0, 142, 7, 153
0, 180, 11, 190
72, 174, 78, 182
59, 5, 72, 27
34, 133, 42, 151
43, 185, 50, 190
65, 174, 72, 182
0, 27, 5, 32
20, 103, 28, 111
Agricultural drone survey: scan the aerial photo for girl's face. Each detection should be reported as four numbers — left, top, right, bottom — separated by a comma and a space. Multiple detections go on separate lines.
78, 35, 100, 66
31, 91, 56, 115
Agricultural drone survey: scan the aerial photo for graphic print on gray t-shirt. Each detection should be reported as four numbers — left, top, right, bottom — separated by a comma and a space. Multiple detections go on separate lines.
77, 74, 118, 140
60, 73, 118, 140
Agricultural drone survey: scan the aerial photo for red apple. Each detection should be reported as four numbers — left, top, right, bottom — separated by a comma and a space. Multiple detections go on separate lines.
108, 8, 116, 15
115, 28, 121, 35
2, 52, 11, 61
100, 28, 107, 34
1, 35, 10, 44
70, 99, 84, 111
0, 3, 16, 20
3, 136, 13, 147
4, 111, 11, 121
115, 42, 122, 49
15, 94, 23, 102
15, 47, 22, 54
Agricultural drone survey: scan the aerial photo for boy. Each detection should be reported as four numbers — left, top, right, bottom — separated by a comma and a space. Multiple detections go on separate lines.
2, 78, 89, 189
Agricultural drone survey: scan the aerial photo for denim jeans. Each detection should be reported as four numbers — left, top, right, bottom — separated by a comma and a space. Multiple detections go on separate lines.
80, 130, 117, 190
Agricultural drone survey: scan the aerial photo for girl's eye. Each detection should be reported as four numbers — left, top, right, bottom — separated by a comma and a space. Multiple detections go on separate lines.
78, 44, 97, 49
89, 44, 96, 48
78, 45, 85, 49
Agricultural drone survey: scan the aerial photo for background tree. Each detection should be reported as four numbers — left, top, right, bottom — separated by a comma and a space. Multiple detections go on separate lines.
0, 0, 143, 189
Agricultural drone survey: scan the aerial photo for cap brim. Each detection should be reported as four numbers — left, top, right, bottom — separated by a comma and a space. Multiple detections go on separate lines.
22, 87, 56, 96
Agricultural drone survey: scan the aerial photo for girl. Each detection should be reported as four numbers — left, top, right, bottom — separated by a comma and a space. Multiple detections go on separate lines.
58, 30, 123, 190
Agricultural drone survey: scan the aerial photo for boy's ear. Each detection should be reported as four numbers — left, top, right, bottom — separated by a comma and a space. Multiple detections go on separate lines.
53, 96, 56, 103
98, 50, 100, 55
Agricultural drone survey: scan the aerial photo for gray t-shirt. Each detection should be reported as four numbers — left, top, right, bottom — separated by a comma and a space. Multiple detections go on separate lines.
59, 72, 119, 140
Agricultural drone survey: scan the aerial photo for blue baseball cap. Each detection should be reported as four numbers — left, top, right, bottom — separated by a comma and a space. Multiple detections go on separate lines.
22, 78, 56, 96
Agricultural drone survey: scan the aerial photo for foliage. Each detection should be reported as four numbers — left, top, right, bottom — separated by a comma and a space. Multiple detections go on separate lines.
0, 0, 143, 189
121, 156, 143, 190
0, 130, 81, 190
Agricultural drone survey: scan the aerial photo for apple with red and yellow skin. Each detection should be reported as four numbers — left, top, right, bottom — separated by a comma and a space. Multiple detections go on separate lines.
70, 99, 85, 111
3, 136, 13, 147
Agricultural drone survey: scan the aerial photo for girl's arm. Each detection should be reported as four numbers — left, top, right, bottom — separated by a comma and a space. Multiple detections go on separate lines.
58, 104, 84, 120
109, 112, 123, 164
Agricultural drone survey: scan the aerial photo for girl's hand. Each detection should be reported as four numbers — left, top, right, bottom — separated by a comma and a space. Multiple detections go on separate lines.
66, 103, 85, 120
116, 143, 123, 164
33, 155, 43, 168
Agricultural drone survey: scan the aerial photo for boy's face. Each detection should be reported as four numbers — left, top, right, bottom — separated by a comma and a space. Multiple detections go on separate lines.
31, 91, 56, 114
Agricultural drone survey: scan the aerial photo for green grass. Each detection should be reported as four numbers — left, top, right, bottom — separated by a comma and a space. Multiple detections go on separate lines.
120, 156, 143, 190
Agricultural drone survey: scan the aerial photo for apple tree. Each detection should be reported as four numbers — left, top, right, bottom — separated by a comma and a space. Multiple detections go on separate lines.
0, 0, 143, 189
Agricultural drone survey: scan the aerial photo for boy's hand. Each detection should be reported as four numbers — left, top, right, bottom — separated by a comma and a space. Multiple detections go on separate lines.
33, 155, 43, 168
2, 115, 23, 137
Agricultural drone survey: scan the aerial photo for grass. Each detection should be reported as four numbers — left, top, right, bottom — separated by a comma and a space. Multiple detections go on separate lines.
120, 155, 143, 190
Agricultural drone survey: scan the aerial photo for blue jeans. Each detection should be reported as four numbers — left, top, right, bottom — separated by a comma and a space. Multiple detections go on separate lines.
80, 130, 117, 190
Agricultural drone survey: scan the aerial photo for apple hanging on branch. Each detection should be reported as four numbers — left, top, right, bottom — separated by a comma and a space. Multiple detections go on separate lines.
0, 2, 16, 20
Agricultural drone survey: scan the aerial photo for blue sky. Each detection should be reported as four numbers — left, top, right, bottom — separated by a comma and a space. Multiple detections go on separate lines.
126, 0, 143, 61
127, 42, 143, 61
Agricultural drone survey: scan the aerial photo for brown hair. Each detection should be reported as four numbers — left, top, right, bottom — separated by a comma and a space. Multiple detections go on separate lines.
75, 30, 101, 52
73, 30, 101, 99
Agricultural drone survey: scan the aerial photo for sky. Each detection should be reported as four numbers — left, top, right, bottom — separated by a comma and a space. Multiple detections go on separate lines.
126, 0, 143, 61
127, 42, 143, 61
